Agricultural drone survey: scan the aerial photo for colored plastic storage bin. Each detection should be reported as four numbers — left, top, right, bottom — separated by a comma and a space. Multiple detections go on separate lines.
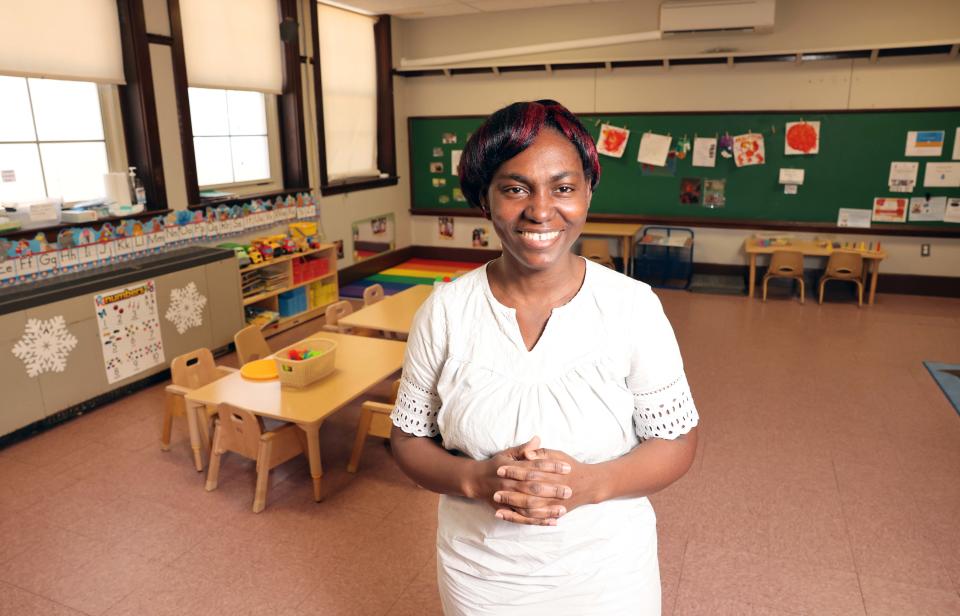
278, 287, 308, 317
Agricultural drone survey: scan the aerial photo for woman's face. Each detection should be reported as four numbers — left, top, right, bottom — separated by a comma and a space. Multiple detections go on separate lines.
483, 128, 591, 273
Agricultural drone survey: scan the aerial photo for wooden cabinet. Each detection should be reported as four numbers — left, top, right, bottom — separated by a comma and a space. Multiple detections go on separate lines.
240, 244, 338, 338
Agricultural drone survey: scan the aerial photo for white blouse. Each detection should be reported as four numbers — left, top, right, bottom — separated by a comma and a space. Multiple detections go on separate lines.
391, 259, 698, 460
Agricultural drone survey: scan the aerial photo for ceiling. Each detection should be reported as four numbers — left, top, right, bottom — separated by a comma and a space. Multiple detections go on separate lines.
321, 0, 624, 20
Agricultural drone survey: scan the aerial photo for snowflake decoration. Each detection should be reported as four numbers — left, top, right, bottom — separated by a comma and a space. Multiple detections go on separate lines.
165, 282, 207, 334
12, 316, 79, 377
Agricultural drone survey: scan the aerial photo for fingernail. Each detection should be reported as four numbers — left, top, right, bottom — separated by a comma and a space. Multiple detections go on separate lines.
493, 493, 502, 503
558, 506, 567, 516
496, 467, 505, 477
560, 463, 571, 473
547, 519, 558, 526
495, 512, 504, 520
562, 487, 572, 498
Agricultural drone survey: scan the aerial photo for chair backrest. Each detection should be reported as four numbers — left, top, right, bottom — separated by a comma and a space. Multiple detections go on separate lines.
579, 239, 615, 269
362, 284, 385, 306
579, 239, 612, 261
824, 250, 863, 279
215, 403, 264, 460
325, 300, 353, 327
170, 348, 221, 390
234, 324, 271, 366
767, 250, 804, 277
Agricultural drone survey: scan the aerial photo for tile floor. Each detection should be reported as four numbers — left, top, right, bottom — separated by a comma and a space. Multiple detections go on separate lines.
1, 288, 959, 615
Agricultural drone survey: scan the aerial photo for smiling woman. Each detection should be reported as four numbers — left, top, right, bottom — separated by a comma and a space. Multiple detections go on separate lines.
389, 100, 700, 615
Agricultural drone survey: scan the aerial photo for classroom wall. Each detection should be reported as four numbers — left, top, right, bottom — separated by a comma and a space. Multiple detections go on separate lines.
139, 0, 414, 271
396, 0, 960, 277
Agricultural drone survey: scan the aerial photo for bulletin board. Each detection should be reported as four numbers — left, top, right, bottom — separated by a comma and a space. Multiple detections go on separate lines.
408, 109, 960, 228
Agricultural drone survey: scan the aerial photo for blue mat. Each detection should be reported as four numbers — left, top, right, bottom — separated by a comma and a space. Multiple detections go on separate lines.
923, 362, 960, 417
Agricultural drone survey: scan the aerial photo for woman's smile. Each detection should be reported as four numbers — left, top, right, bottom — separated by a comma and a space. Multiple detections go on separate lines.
517, 228, 563, 248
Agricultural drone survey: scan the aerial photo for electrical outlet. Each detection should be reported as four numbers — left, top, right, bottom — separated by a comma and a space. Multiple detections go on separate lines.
920, 243, 931, 257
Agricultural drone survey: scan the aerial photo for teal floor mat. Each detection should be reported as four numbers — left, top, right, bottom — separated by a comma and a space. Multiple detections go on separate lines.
924, 362, 960, 417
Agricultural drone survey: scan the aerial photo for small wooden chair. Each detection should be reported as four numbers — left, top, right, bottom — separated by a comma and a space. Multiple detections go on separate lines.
322, 300, 354, 333
234, 324, 271, 366
579, 238, 616, 270
205, 403, 307, 513
163, 348, 236, 452
819, 250, 864, 307
762, 250, 805, 303
347, 379, 400, 473
363, 284, 385, 306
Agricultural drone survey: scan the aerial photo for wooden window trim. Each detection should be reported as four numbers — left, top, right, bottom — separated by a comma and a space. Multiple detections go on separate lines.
166, 0, 310, 206
311, 6, 397, 196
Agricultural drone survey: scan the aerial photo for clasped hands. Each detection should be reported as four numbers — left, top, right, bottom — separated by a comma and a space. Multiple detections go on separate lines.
474, 436, 593, 526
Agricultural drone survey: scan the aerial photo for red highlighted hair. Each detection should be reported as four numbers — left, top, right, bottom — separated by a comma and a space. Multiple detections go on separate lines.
457, 100, 600, 215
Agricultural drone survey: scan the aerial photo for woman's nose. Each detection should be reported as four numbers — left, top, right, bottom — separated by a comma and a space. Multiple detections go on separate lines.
523, 189, 554, 221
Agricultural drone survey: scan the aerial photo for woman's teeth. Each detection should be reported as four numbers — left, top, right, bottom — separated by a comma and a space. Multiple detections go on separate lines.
520, 231, 560, 241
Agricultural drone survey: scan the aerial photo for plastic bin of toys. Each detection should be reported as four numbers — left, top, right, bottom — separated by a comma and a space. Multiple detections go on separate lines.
274, 338, 337, 388
292, 257, 330, 284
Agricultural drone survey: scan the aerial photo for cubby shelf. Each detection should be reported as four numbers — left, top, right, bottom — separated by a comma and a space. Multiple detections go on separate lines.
239, 242, 339, 338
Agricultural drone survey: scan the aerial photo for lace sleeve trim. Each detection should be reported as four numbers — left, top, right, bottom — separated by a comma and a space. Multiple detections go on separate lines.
390, 374, 441, 438
632, 374, 699, 441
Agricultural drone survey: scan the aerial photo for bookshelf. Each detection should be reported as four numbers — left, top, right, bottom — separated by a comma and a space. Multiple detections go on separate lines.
240, 244, 339, 337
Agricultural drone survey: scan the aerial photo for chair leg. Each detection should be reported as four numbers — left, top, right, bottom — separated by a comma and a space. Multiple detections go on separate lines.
856, 281, 863, 307
347, 408, 374, 473
161, 394, 176, 451
253, 439, 273, 513
762, 277, 768, 302
818, 279, 826, 304
798, 278, 805, 304
197, 411, 213, 452
205, 421, 224, 492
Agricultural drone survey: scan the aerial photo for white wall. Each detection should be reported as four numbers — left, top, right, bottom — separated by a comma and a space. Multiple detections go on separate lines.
394, 0, 960, 276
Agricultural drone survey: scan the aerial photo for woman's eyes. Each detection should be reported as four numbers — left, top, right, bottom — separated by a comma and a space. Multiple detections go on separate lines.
501, 185, 575, 195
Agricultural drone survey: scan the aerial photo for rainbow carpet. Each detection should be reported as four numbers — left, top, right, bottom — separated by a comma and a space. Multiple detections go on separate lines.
340, 258, 481, 298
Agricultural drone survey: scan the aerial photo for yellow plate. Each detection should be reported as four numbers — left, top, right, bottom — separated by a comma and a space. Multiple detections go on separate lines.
240, 358, 278, 380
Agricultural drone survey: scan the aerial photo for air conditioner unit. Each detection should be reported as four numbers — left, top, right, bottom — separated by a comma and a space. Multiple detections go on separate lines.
660, 0, 775, 35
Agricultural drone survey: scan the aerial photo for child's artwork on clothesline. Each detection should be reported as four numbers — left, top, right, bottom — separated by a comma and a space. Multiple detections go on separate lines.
784, 121, 820, 155
596, 124, 630, 158
692, 137, 717, 168
733, 133, 765, 167
637, 132, 672, 166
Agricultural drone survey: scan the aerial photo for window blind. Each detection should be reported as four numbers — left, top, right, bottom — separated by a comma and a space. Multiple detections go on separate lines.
180, 0, 283, 94
317, 4, 379, 180
0, 0, 124, 84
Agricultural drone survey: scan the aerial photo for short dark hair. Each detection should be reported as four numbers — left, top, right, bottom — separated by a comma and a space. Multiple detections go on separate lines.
457, 100, 601, 215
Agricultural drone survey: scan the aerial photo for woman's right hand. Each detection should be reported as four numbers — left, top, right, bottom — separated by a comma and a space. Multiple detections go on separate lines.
464, 436, 573, 526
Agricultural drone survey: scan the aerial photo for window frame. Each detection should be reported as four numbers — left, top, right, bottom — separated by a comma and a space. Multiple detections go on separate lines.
188, 87, 284, 195
311, 6, 397, 196
0, 78, 127, 205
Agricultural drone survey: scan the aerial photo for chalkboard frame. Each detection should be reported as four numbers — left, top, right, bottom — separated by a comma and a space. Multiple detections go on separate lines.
407, 109, 960, 238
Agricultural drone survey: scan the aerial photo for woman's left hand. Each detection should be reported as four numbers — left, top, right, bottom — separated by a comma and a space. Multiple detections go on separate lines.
494, 448, 603, 522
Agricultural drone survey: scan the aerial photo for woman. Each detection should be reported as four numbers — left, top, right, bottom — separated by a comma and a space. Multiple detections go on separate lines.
390, 100, 699, 615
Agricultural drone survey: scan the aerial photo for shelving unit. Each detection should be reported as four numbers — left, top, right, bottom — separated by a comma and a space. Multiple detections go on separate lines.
633, 227, 695, 290
240, 244, 339, 338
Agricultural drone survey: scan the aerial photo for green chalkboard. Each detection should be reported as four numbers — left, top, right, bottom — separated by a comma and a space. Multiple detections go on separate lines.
409, 110, 960, 227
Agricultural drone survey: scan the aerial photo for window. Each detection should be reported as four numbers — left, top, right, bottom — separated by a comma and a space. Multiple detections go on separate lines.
313, 5, 396, 195
189, 87, 281, 188
0, 76, 111, 204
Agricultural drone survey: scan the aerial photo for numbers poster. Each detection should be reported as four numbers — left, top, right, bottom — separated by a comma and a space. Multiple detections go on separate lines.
94, 280, 165, 384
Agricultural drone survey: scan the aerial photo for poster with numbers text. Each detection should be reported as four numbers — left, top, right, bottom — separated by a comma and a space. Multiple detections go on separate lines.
94, 280, 165, 384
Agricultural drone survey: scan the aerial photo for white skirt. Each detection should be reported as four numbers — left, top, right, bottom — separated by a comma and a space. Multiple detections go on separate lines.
436, 495, 662, 615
